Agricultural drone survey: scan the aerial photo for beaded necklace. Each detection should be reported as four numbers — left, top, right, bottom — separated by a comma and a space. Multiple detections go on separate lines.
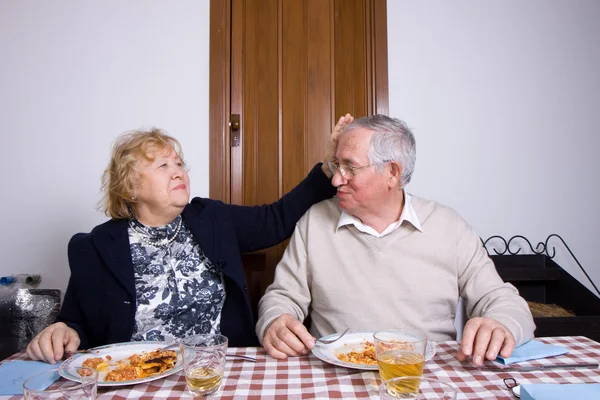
130, 216, 183, 247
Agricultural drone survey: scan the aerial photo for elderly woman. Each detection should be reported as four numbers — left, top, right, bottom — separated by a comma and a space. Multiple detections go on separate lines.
27, 116, 352, 364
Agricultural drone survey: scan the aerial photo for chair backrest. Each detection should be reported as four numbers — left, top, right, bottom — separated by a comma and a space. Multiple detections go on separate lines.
241, 253, 267, 323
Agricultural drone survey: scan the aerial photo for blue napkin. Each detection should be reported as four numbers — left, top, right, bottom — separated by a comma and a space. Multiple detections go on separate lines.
0, 360, 62, 395
496, 339, 568, 365
521, 383, 600, 399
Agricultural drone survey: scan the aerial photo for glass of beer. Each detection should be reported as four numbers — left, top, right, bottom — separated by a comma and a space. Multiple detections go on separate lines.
380, 376, 458, 399
23, 367, 98, 399
180, 334, 228, 397
374, 330, 427, 396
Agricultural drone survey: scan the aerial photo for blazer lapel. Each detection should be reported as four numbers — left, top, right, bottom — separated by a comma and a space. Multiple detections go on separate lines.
91, 219, 136, 300
182, 203, 217, 262
183, 203, 247, 289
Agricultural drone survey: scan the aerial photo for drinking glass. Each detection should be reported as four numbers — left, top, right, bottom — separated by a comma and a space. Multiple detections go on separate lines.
379, 376, 458, 399
180, 334, 228, 397
23, 367, 98, 400
374, 330, 427, 393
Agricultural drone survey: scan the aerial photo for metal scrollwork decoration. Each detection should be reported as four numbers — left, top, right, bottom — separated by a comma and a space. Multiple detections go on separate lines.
481, 234, 600, 297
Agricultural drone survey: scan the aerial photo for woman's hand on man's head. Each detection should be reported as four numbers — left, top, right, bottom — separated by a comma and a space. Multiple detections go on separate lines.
322, 113, 354, 178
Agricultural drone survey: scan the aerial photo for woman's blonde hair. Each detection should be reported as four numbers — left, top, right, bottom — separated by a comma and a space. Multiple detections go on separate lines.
100, 128, 186, 219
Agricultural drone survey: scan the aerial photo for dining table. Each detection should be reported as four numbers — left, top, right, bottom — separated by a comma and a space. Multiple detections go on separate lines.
2, 336, 599, 399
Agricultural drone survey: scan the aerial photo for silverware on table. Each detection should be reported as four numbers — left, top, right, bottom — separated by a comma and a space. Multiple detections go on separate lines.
62, 349, 93, 360
162, 341, 257, 362
63, 341, 257, 363
227, 354, 258, 363
484, 362, 598, 372
317, 327, 350, 345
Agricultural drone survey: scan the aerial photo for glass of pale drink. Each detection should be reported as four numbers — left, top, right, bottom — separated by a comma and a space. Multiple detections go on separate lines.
180, 334, 228, 397
374, 330, 427, 396
380, 376, 458, 399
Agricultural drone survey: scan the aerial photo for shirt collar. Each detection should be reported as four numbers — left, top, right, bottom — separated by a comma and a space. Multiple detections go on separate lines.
336, 191, 423, 237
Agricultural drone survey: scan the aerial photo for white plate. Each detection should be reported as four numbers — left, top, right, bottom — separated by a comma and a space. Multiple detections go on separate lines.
60, 341, 182, 387
312, 331, 436, 370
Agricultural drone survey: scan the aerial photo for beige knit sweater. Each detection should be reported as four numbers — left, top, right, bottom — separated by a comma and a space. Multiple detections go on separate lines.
256, 196, 535, 346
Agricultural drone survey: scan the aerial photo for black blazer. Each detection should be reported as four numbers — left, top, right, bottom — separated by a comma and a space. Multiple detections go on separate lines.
58, 163, 335, 348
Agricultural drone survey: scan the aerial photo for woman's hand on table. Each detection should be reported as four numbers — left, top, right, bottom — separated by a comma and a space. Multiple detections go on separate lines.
263, 314, 316, 359
26, 322, 81, 364
456, 317, 515, 366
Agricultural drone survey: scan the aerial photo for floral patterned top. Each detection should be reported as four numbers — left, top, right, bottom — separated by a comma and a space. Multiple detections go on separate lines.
128, 215, 225, 341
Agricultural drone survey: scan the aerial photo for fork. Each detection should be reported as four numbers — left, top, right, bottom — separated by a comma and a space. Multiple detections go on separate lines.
168, 341, 257, 362
62, 344, 257, 363
316, 327, 350, 345
227, 354, 258, 363
62, 348, 93, 360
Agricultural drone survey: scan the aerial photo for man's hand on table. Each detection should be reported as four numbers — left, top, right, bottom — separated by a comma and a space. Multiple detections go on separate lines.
26, 322, 81, 364
456, 317, 515, 366
263, 313, 316, 359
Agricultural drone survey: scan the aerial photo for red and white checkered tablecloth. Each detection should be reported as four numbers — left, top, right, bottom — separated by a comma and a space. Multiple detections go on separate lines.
3, 336, 600, 399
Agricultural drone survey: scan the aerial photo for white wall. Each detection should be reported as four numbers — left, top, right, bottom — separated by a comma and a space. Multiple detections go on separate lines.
3, 1, 598, 300
388, 0, 600, 296
0, 1, 210, 291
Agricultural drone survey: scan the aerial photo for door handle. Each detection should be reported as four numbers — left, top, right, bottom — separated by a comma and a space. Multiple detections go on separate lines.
230, 114, 240, 147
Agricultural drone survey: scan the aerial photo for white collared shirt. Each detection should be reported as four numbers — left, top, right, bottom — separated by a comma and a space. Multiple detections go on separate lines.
335, 191, 423, 237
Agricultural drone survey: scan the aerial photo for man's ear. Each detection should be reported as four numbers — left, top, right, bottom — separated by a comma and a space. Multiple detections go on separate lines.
388, 161, 402, 187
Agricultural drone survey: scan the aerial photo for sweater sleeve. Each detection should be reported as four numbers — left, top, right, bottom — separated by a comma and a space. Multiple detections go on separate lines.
456, 223, 536, 346
225, 163, 336, 253
255, 217, 312, 344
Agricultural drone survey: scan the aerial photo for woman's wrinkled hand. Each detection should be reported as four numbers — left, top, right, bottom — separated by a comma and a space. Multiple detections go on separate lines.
26, 322, 81, 364
322, 113, 354, 178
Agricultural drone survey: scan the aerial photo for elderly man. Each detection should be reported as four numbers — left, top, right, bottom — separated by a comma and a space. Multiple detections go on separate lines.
256, 114, 535, 366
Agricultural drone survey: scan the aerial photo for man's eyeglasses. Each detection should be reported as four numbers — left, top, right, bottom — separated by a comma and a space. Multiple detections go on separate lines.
327, 160, 374, 180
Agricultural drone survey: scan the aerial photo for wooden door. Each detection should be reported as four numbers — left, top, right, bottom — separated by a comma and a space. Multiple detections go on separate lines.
209, 0, 388, 319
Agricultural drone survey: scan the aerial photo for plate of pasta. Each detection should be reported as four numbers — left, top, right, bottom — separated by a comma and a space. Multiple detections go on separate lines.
60, 341, 182, 386
311, 331, 436, 370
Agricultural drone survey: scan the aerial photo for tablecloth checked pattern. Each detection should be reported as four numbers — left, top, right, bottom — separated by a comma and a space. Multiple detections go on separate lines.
3, 336, 599, 399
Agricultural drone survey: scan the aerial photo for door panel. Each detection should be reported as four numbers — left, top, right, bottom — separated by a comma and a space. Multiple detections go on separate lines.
334, 0, 368, 115
241, 0, 279, 206
209, 0, 388, 321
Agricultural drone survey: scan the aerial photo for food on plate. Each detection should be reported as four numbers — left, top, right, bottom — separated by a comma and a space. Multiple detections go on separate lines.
130, 349, 178, 376
80, 349, 178, 382
336, 340, 377, 365
80, 357, 109, 375
105, 364, 139, 382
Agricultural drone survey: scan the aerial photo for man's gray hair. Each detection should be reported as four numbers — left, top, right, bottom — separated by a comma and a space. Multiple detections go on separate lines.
342, 114, 416, 187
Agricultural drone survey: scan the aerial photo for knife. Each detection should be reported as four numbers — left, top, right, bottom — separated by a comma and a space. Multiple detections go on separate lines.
484, 362, 599, 372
